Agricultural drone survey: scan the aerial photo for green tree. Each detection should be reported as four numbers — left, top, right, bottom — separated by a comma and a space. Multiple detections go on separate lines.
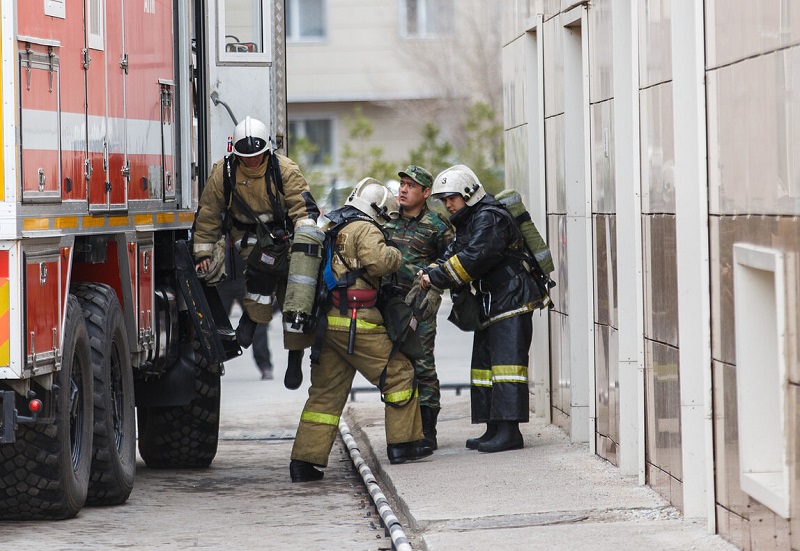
407, 123, 453, 178
287, 135, 331, 204
340, 107, 395, 184
405, 101, 505, 196
460, 101, 504, 195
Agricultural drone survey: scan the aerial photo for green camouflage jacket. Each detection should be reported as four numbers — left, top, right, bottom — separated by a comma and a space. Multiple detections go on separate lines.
385, 204, 455, 293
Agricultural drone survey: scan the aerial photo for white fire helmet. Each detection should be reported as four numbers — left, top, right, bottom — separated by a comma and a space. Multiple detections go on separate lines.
233, 116, 270, 157
345, 178, 399, 225
431, 164, 486, 206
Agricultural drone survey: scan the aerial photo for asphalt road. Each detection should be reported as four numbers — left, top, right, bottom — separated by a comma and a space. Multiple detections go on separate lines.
1, 297, 472, 550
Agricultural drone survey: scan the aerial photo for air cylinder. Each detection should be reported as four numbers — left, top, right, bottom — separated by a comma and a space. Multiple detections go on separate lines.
283, 222, 325, 334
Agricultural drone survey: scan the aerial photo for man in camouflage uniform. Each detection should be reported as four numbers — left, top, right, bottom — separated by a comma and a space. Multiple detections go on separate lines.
385, 165, 455, 450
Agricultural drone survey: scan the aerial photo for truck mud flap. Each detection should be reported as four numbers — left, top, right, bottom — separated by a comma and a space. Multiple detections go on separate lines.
173, 240, 240, 364
0, 390, 16, 444
134, 343, 196, 407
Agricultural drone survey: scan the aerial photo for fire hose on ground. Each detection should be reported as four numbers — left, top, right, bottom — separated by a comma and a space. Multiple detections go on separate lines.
338, 418, 413, 551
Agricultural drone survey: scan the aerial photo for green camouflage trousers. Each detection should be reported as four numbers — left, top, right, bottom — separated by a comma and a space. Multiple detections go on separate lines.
416, 313, 441, 410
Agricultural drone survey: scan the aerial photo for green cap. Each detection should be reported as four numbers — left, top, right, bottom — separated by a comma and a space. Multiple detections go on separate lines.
398, 165, 433, 188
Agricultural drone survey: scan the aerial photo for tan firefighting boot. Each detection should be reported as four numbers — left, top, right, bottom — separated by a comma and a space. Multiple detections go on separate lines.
477, 421, 523, 453
420, 406, 439, 450
465, 422, 497, 450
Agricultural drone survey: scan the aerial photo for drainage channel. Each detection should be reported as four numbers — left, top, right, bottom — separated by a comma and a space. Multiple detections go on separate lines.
338, 418, 413, 551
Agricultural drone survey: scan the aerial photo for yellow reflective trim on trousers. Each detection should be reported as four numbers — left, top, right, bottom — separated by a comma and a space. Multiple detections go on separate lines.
384, 387, 415, 403
301, 410, 340, 426
492, 364, 528, 384
471, 368, 492, 387
445, 254, 472, 285
327, 315, 383, 330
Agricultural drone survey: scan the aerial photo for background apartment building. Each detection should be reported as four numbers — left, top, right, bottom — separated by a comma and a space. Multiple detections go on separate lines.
501, 1, 800, 548
285, 0, 502, 205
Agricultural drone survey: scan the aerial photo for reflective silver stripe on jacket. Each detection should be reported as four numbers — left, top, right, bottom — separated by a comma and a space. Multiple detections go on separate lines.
234, 236, 259, 251
245, 292, 272, 305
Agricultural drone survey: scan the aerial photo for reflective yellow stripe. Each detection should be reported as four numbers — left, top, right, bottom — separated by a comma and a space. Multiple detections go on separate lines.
492, 364, 528, 384
471, 368, 492, 387
483, 302, 538, 326
0, 277, 8, 366
23, 218, 49, 231
301, 410, 339, 426
0, 17, 3, 203
384, 388, 414, 404
444, 254, 472, 285
157, 212, 177, 224
326, 315, 383, 331
54, 217, 79, 229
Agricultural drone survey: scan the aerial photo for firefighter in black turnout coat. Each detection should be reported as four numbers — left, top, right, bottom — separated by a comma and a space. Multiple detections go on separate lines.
418, 165, 543, 453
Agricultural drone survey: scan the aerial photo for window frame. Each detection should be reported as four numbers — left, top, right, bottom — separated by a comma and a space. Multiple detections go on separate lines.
217, 0, 273, 65
87, 0, 104, 51
288, 116, 336, 168
286, 0, 328, 43
398, 0, 454, 39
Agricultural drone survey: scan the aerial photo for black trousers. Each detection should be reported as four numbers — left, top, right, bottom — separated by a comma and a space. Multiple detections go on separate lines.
469, 312, 532, 423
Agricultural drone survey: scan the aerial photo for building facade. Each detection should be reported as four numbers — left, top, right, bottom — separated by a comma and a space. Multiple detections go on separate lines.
286, 0, 502, 196
502, 1, 800, 548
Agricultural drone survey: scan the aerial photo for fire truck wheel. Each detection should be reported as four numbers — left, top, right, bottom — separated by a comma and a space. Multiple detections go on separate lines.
0, 295, 93, 519
136, 331, 221, 468
73, 283, 135, 506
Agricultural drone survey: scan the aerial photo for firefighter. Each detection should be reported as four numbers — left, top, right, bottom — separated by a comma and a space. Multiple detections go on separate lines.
385, 165, 454, 450
290, 178, 432, 482
418, 165, 542, 453
193, 116, 319, 348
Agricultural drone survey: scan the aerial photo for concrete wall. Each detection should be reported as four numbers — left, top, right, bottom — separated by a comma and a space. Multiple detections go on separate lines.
502, 0, 800, 547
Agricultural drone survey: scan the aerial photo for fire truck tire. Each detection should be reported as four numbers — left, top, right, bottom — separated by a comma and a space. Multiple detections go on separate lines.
136, 334, 221, 468
73, 283, 135, 506
0, 295, 93, 520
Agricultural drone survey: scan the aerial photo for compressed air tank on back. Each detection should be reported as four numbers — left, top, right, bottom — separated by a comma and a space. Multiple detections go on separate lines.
283, 222, 325, 334
495, 189, 554, 274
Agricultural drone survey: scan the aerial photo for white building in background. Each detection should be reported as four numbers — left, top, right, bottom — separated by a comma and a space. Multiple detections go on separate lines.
285, 0, 502, 195
502, 2, 800, 548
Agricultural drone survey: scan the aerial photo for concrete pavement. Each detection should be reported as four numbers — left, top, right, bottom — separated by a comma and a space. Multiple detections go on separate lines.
233, 301, 738, 550
343, 395, 738, 551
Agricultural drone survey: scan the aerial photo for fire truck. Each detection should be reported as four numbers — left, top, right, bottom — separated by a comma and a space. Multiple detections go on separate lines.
0, 0, 285, 519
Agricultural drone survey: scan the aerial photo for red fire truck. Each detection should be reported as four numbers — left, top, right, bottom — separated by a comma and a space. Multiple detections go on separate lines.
0, 0, 285, 519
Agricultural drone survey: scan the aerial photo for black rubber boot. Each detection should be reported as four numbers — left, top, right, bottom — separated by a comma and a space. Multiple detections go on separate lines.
235, 312, 257, 349
465, 422, 497, 450
420, 406, 439, 451
386, 441, 434, 465
289, 460, 324, 482
284, 350, 304, 390
477, 421, 523, 453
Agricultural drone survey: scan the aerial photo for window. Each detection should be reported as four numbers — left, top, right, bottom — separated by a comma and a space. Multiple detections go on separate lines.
286, 0, 326, 42
87, 0, 104, 50
288, 118, 333, 167
400, 0, 454, 38
218, 0, 272, 63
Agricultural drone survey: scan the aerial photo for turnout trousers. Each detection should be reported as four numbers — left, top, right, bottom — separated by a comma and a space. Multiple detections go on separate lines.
470, 312, 532, 423
291, 330, 423, 467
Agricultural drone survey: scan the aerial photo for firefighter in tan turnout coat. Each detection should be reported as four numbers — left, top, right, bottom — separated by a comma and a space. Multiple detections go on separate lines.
289, 179, 433, 483
193, 116, 319, 348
